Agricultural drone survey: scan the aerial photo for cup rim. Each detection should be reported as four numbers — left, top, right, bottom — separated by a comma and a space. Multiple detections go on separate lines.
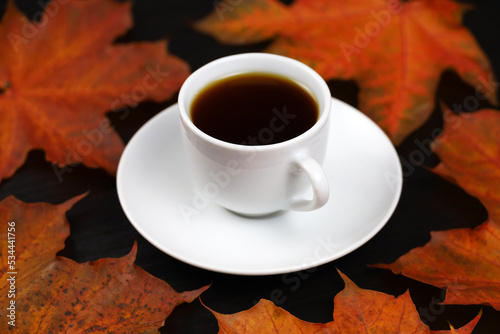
178, 53, 331, 152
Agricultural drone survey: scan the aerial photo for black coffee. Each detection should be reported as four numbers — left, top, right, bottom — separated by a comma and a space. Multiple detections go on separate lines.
190, 73, 318, 145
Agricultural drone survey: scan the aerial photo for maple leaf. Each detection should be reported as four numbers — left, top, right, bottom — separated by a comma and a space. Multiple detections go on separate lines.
0, 0, 190, 181
431, 106, 500, 224
204, 271, 480, 333
195, 0, 496, 144
375, 107, 500, 310
0, 196, 208, 333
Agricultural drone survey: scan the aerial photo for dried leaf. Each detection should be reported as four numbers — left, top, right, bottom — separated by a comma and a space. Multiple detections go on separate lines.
0, 196, 207, 333
375, 107, 500, 310
204, 271, 480, 333
206, 299, 330, 333
0, 0, 190, 181
196, 0, 496, 144
431, 107, 500, 224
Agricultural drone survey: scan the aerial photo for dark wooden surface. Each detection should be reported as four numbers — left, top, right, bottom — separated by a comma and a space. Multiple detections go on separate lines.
1, 0, 499, 333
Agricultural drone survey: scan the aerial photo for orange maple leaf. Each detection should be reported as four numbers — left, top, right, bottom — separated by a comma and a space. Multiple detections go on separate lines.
431, 106, 500, 224
376, 107, 500, 310
0, 196, 208, 333
0, 0, 189, 182
195, 0, 496, 144
204, 271, 480, 333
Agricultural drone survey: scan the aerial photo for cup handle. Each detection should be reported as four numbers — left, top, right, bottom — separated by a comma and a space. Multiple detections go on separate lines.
289, 156, 330, 211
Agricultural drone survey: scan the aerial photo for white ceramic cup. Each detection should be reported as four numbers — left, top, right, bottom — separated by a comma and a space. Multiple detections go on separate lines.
178, 53, 331, 217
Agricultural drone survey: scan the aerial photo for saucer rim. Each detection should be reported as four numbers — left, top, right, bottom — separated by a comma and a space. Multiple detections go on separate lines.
117, 98, 403, 275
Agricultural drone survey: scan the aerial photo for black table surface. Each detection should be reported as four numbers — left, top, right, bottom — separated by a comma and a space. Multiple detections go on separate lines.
1, 0, 499, 333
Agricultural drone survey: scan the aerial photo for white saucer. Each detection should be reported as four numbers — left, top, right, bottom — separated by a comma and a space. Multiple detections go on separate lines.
117, 98, 402, 275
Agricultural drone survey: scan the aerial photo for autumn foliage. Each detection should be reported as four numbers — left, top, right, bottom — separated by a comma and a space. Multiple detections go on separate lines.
0, 196, 207, 333
205, 271, 481, 333
0, 0, 499, 332
376, 107, 500, 311
196, 0, 496, 144
0, 0, 189, 181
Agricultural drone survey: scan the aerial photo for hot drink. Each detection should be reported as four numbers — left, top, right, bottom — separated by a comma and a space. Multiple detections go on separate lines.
178, 53, 331, 215
190, 73, 318, 145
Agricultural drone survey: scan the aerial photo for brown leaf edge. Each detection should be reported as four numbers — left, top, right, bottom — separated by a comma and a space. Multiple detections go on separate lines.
336, 270, 481, 334
0, 194, 210, 332
59, 195, 211, 329
199, 269, 481, 333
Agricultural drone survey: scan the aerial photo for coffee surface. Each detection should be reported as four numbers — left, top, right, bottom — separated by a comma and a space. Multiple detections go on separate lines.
191, 73, 318, 145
